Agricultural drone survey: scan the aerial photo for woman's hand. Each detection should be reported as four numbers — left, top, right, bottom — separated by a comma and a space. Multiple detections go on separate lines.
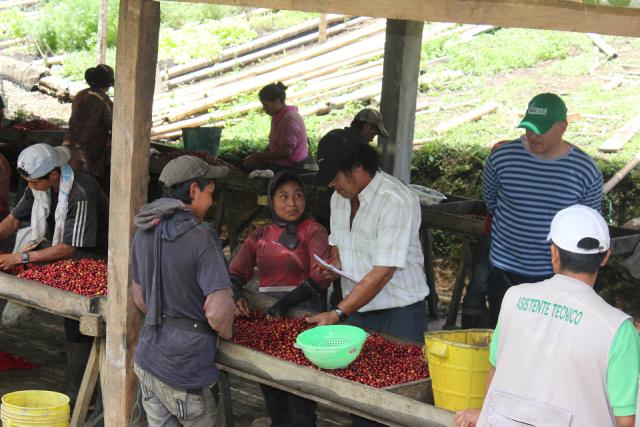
234, 297, 251, 317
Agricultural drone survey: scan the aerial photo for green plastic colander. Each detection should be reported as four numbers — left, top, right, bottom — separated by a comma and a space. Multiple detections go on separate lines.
295, 325, 368, 369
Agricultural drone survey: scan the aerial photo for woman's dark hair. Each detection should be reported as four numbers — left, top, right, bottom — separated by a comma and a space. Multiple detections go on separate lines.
162, 177, 211, 204
259, 81, 287, 103
556, 238, 607, 274
338, 142, 380, 178
85, 64, 115, 89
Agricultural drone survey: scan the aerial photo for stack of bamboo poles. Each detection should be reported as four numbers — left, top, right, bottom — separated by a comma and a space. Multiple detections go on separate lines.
151, 20, 490, 140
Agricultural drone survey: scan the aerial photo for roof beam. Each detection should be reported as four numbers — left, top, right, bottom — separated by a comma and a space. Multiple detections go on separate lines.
176, 0, 640, 37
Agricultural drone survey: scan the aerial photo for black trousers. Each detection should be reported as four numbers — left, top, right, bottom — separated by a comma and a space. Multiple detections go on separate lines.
260, 384, 317, 427
487, 266, 553, 328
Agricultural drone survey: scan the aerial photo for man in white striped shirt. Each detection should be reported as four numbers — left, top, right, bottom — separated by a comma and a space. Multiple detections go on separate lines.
306, 128, 429, 343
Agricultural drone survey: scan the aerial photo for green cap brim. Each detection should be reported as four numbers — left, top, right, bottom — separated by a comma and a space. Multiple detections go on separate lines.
517, 119, 554, 135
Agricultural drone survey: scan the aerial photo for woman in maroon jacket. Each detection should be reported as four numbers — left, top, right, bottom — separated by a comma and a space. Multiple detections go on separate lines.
229, 170, 330, 427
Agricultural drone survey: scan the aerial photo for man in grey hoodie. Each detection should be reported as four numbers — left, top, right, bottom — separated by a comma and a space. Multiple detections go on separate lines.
130, 155, 235, 426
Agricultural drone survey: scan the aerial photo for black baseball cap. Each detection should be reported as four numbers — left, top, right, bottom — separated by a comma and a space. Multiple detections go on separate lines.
316, 129, 362, 186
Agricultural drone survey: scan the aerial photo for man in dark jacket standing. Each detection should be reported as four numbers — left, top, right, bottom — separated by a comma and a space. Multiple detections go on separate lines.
131, 155, 235, 426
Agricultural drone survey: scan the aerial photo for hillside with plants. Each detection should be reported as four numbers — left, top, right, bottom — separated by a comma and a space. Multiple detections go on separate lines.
1, 0, 639, 320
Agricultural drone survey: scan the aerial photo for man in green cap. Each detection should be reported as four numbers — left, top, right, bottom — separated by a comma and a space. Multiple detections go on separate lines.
481, 93, 603, 327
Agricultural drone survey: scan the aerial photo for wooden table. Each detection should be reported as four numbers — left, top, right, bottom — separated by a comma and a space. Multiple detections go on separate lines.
0, 272, 106, 426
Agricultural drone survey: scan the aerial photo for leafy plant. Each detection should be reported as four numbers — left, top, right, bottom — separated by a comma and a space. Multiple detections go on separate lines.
160, 2, 240, 29
32, 0, 119, 52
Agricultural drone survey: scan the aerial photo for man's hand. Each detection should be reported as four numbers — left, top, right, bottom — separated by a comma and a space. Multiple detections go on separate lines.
234, 297, 251, 317
0, 253, 20, 271
317, 256, 341, 281
455, 409, 481, 427
305, 310, 340, 326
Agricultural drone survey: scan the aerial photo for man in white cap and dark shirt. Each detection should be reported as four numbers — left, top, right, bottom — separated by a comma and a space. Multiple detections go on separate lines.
455, 205, 640, 427
0, 142, 109, 403
0, 143, 108, 268
131, 155, 235, 426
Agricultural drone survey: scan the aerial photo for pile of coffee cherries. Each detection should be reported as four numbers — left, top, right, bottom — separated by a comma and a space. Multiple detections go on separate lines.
11, 120, 62, 131
14, 259, 108, 297
232, 311, 429, 388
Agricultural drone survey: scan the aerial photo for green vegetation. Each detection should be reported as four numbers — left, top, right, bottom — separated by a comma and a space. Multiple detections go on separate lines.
60, 48, 117, 80
159, 20, 256, 64
421, 29, 591, 75
159, 2, 240, 29
34, 0, 119, 52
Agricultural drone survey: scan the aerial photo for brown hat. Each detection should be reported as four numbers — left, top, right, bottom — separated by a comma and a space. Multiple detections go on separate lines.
354, 108, 389, 137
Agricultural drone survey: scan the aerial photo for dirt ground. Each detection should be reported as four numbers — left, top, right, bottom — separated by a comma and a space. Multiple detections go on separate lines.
1, 79, 71, 125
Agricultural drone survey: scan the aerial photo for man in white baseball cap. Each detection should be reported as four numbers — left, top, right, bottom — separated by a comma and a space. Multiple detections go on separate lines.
0, 143, 109, 404
456, 205, 639, 427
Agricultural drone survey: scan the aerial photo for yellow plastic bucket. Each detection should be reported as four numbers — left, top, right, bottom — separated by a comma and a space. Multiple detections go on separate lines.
424, 329, 493, 411
1, 390, 70, 427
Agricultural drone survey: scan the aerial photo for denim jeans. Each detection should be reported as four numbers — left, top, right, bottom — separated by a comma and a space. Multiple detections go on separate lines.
134, 363, 218, 427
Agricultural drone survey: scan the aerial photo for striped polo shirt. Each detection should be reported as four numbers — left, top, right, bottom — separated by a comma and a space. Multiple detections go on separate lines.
483, 138, 603, 276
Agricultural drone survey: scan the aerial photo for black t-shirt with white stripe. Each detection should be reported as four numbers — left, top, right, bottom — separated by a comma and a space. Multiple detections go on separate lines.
12, 170, 109, 248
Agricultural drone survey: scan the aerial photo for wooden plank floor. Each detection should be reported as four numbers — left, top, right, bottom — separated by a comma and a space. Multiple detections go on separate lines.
0, 299, 350, 426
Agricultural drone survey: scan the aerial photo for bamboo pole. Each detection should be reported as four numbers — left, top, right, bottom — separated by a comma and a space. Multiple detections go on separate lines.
166, 16, 369, 89
96, 0, 108, 64
318, 14, 328, 43
603, 152, 640, 194
306, 58, 382, 84
434, 101, 500, 134
167, 14, 347, 79
160, 21, 385, 106
599, 112, 640, 152
299, 50, 383, 82
588, 33, 617, 60
0, 38, 27, 50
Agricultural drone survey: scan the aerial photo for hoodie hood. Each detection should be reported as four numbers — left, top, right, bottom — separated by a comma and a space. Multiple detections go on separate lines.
134, 198, 199, 241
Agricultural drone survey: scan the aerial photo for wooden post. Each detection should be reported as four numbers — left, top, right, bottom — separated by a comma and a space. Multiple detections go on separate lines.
318, 13, 328, 43
96, 0, 108, 64
103, 0, 160, 425
378, 19, 423, 183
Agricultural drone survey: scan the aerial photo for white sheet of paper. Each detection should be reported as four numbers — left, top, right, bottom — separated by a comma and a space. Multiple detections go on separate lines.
314, 254, 359, 283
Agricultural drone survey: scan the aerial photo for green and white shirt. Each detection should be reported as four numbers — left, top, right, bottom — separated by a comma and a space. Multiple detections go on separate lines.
479, 274, 640, 426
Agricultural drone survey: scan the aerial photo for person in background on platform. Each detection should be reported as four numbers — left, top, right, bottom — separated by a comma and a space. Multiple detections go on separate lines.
455, 205, 640, 427
64, 64, 114, 192
131, 155, 235, 426
346, 108, 389, 144
483, 92, 603, 327
243, 82, 316, 170
229, 170, 330, 427
0, 143, 108, 403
